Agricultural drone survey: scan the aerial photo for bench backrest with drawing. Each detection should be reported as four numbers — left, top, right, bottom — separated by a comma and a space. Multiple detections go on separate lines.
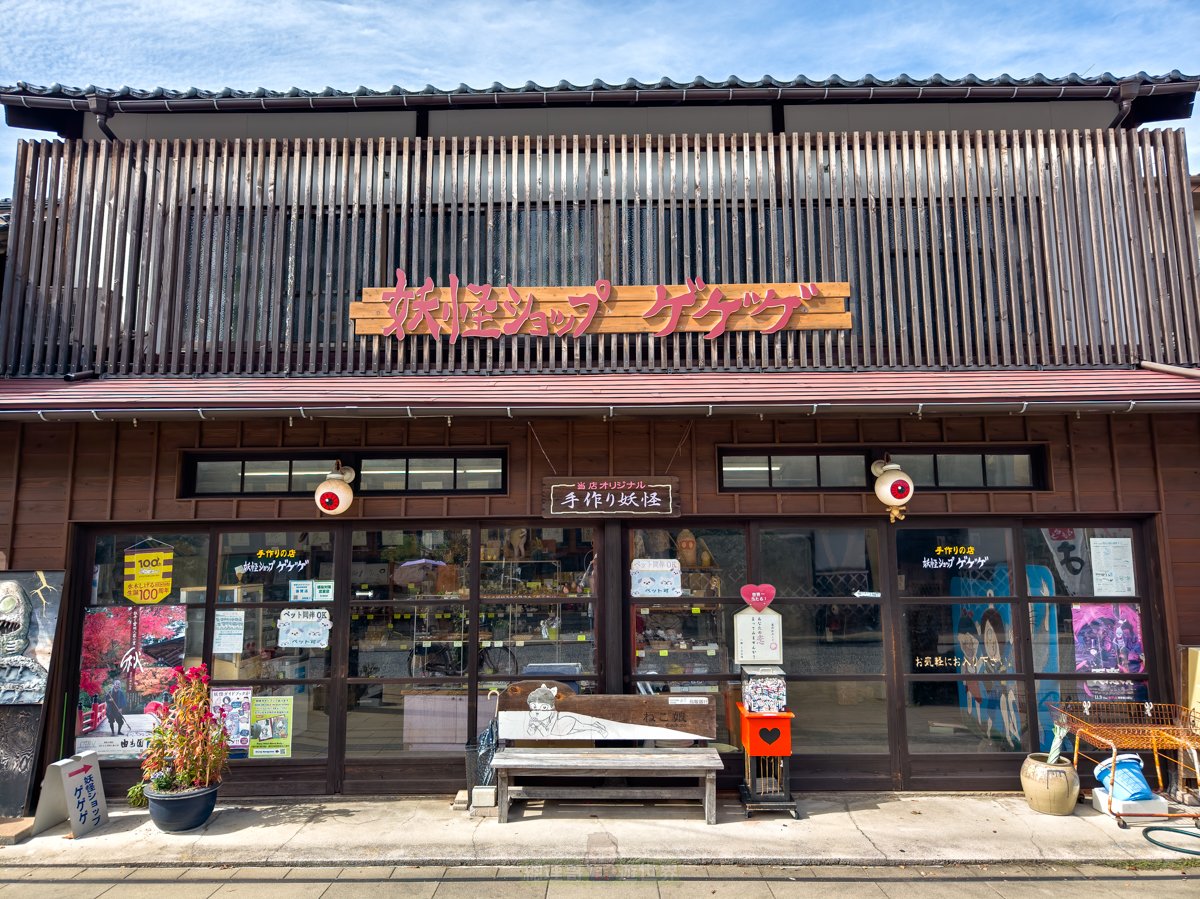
497, 680, 716, 743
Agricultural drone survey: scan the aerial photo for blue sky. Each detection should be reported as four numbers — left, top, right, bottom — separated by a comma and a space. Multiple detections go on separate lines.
0, 0, 1197, 194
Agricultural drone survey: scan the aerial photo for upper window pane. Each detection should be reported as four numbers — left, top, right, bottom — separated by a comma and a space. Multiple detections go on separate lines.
896, 528, 1013, 598
457, 457, 503, 491
773, 455, 818, 488
408, 458, 454, 491
360, 459, 407, 492
721, 455, 770, 489
481, 527, 595, 599
936, 454, 984, 487
291, 459, 337, 492
194, 460, 241, 494
1022, 527, 1138, 597
819, 455, 867, 487
985, 454, 1033, 487
243, 460, 290, 493
890, 454, 935, 487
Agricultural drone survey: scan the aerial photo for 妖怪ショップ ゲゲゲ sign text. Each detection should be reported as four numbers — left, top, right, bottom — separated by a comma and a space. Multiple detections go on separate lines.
352, 271, 851, 341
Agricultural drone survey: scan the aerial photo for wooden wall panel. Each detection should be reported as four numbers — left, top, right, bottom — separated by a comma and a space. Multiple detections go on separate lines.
3, 410, 1197, 647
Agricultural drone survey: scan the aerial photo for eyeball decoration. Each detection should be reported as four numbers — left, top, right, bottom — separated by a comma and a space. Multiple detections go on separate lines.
871, 460, 915, 523
315, 462, 356, 516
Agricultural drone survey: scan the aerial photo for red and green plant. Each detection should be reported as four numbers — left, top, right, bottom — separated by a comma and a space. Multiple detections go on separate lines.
127, 664, 229, 807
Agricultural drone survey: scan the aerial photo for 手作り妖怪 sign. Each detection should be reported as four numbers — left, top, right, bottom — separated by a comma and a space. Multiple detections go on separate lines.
351, 271, 852, 340
543, 478, 681, 518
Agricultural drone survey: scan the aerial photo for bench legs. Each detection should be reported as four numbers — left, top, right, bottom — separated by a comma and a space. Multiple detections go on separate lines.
704, 771, 716, 825
498, 770, 510, 824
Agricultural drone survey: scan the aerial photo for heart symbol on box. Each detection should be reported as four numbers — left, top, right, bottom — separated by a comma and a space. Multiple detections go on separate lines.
740, 583, 776, 612
759, 727, 781, 745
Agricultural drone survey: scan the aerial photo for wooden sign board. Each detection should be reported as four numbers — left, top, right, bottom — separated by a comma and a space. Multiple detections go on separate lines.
733, 608, 784, 666
32, 750, 109, 837
543, 477, 680, 517
498, 679, 716, 741
353, 270, 852, 340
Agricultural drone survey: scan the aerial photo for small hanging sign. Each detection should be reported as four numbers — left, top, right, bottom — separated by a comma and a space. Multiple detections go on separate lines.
740, 583, 776, 612
123, 540, 174, 605
733, 607, 784, 666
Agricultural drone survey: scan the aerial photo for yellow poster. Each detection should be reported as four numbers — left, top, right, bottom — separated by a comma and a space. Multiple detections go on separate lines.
123, 549, 174, 604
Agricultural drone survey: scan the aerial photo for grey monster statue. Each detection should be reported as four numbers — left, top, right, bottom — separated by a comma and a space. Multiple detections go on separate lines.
0, 580, 49, 704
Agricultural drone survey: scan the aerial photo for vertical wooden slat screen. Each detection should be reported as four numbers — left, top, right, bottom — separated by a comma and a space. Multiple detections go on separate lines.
1, 129, 1197, 377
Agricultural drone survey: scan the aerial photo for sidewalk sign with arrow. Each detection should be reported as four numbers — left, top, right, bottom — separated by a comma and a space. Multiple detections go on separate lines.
32, 750, 109, 837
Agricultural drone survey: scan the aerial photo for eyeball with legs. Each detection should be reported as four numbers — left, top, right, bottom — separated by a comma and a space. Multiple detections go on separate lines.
871, 460, 914, 523
315, 462, 356, 515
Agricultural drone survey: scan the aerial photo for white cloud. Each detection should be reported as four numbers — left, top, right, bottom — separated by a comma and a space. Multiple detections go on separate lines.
0, 0, 1196, 194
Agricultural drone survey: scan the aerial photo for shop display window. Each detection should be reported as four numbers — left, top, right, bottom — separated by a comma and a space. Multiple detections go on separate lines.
1030, 602, 1146, 675
77, 533, 209, 760
480, 601, 596, 677
351, 528, 470, 601
759, 527, 880, 598
633, 603, 731, 676
895, 528, 1013, 598
242, 683, 330, 759
1021, 527, 1138, 597
903, 603, 1018, 675
345, 684, 479, 756
628, 526, 745, 596
906, 679, 1026, 753
777, 603, 884, 675
217, 531, 334, 602
787, 681, 889, 754
480, 527, 595, 599
211, 606, 331, 680
1031, 679, 1149, 752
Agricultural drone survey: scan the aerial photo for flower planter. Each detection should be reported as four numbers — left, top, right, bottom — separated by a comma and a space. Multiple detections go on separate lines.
1020, 753, 1079, 815
144, 783, 220, 832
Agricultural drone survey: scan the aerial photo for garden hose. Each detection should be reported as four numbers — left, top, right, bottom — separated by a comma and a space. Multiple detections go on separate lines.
1142, 826, 1200, 856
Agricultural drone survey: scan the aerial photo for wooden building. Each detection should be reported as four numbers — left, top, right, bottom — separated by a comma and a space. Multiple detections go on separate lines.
0, 72, 1198, 801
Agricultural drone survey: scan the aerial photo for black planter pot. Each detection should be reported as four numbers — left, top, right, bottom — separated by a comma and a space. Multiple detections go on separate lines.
144, 783, 220, 832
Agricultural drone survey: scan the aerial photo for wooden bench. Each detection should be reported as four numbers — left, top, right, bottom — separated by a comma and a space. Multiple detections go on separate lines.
491, 680, 723, 824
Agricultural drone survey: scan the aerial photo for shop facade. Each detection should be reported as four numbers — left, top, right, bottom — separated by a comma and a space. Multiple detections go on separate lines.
0, 73, 1198, 803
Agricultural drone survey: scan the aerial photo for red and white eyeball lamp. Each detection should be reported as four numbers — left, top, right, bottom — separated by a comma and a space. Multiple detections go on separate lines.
315, 461, 356, 515
871, 458, 915, 523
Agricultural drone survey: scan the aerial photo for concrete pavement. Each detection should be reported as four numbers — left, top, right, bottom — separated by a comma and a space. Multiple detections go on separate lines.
1, 791, 1199, 870
0, 863, 1195, 898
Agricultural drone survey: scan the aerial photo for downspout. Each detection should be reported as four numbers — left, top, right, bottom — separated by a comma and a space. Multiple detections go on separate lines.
88, 96, 117, 140
1108, 79, 1141, 128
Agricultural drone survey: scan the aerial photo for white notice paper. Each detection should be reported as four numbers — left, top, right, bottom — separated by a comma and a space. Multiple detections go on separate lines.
1090, 537, 1136, 596
733, 607, 784, 665
213, 609, 246, 653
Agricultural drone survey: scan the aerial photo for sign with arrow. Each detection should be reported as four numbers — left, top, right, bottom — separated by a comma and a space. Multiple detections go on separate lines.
32, 750, 109, 837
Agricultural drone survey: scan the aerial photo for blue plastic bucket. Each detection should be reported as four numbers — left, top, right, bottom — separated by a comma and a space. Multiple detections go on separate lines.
1094, 753, 1154, 802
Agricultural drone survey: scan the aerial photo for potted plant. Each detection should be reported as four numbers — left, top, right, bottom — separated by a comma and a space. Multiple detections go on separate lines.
1020, 722, 1080, 815
126, 663, 230, 832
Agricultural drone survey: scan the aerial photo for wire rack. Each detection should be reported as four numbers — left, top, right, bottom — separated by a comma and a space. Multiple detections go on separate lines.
1050, 701, 1200, 828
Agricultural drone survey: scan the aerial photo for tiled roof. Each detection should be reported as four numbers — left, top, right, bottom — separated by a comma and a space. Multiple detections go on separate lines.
2, 71, 1196, 101
1, 369, 1198, 422
0, 72, 1195, 112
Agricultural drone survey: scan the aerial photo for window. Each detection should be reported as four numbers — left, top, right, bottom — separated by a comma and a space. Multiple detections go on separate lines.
719, 452, 866, 490
184, 451, 506, 497
720, 448, 1044, 491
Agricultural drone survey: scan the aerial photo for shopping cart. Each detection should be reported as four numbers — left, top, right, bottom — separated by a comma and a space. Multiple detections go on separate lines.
1050, 701, 1200, 828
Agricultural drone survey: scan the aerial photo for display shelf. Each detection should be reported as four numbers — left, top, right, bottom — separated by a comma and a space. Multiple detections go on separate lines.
633, 601, 729, 676
481, 559, 592, 599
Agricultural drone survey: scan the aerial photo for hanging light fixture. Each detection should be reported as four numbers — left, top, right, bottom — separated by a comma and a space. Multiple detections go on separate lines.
315, 461, 356, 515
871, 458, 914, 523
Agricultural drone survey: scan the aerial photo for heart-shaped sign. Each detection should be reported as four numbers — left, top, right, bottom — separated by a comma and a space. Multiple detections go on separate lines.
740, 583, 776, 612
759, 727, 781, 745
